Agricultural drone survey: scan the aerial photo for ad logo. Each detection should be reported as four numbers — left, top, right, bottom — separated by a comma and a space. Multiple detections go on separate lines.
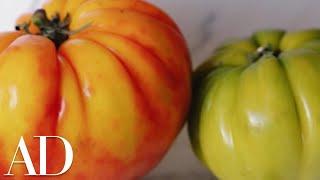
4, 136, 73, 176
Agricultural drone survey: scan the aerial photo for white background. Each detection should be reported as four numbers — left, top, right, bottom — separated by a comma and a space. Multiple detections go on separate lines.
2, 0, 320, 179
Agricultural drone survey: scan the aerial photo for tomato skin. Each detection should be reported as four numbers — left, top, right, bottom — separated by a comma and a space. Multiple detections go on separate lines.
189, 29, 320, 180
2, 0, 191, 179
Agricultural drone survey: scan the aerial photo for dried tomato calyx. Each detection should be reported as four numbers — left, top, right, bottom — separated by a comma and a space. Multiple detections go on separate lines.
16, 9, 90, 48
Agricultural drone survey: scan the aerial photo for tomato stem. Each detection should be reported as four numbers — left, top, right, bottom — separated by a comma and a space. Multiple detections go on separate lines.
250, 45, 281, 62
16, 9, 90, 48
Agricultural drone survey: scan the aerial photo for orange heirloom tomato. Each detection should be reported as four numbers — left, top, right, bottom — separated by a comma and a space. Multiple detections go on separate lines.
0, 0, 191, 179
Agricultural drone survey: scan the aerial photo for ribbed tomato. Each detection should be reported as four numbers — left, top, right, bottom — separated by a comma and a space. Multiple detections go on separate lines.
189, 29, 320, 180
0, 0, 191, 179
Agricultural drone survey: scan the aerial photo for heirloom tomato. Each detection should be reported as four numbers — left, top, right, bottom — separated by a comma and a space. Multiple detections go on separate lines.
0, 0, 191, 179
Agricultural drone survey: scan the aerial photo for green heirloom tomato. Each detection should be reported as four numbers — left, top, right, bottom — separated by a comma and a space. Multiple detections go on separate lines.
189, 29, 320, 180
